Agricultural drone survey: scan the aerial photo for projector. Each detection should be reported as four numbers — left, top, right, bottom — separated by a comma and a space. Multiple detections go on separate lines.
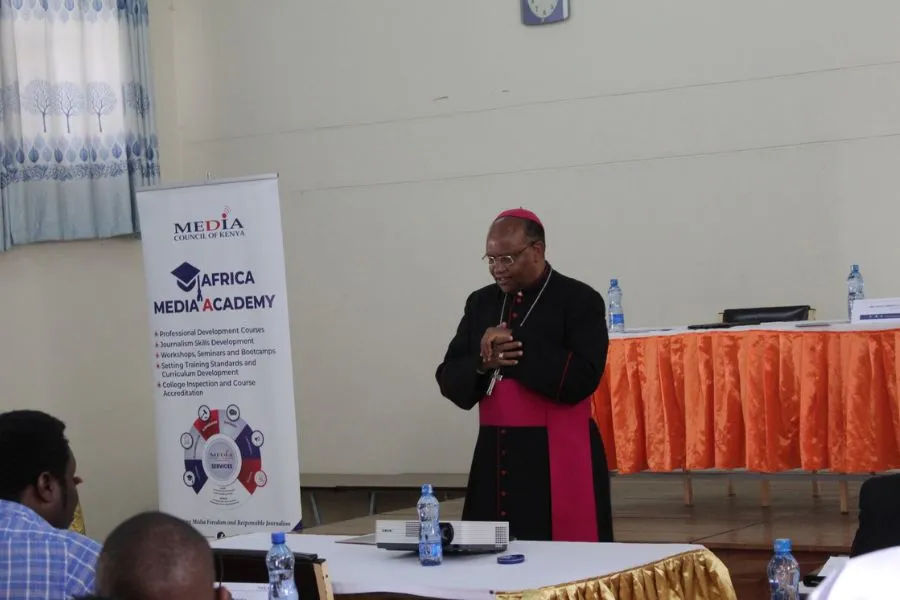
375, 520, 509, 554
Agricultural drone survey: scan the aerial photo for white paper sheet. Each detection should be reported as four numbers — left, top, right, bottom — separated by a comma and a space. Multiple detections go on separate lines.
220, 582, 267, 600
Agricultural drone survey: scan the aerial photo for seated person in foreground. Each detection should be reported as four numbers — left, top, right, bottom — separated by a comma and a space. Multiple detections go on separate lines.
0, 410, 101, 599
810, 546, 900, 599
96, 511, 231, 600
850, 473, 900, 557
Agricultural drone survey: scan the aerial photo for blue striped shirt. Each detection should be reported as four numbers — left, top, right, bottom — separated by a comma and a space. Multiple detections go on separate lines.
0, 500, 101, 600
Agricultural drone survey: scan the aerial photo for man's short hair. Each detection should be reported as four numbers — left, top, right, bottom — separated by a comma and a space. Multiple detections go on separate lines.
97, 511, 213, 600
493, 215, 546, 245
523, 219, 545, 245
0, 410, 71, 502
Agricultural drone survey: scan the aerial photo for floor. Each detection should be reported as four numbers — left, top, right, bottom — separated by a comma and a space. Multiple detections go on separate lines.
302, 475, 862, 599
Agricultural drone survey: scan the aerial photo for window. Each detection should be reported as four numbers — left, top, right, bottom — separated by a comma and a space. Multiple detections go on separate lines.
0, 0, 159, 251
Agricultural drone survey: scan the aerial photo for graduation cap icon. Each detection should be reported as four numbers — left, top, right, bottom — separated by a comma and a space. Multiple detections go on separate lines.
171, 262, 203, 301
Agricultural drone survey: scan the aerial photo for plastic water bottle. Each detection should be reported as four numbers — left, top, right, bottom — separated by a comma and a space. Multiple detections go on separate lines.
266, 532, 299, 599
607, 279, 625, 332
767, 538, 800, 599
847, 264, 865, 320
417, 483, 442, 566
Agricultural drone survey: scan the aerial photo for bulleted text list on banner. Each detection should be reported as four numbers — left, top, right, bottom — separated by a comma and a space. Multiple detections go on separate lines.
136, 175, 301, 539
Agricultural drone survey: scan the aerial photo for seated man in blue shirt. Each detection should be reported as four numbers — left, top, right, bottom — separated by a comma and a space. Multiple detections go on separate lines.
0, 410, 101, 599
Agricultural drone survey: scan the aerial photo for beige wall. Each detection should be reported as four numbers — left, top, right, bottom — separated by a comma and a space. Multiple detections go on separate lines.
3, 0, 900, 540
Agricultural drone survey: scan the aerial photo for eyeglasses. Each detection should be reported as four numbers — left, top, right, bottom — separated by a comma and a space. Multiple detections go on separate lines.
482, 244, 533, 267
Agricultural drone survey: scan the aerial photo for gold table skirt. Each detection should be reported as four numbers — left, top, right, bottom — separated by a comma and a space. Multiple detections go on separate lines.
69, 502, 86, 535
494, 549, 736, 600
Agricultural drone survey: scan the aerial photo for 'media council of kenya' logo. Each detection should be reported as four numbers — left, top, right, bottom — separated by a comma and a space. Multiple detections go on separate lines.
173, 207, 245, 242
152, 261, 276, 314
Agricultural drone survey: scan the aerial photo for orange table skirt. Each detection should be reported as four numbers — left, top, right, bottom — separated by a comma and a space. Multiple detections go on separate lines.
590, 328, 900, 474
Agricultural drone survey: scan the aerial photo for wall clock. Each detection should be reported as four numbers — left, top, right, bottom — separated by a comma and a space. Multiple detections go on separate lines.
522, 0, 570, 26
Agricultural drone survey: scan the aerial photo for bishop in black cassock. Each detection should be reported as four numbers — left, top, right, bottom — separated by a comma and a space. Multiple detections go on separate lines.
435, 208, 614, 542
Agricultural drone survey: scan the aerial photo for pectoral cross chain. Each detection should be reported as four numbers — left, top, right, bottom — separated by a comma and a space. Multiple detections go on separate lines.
483, 269, 554, 397
486, 369, 503, 396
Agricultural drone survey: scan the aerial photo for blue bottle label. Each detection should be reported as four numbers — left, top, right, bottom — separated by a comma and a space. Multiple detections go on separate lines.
611, 314, 624, 325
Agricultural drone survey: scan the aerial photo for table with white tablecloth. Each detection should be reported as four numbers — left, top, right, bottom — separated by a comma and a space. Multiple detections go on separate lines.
211, 532, 736, 600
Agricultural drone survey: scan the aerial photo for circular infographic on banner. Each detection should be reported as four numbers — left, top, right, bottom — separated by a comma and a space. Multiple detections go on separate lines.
181, 404, 267, 507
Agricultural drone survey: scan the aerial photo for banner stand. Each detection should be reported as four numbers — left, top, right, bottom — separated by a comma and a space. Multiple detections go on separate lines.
136, 174, 302, 539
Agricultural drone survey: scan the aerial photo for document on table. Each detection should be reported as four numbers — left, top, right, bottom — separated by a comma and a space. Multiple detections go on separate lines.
219, 583, 267, 600
852, 297, 900, 323
818, 556, 849, 577
802, 556, 849, 599
336, 533, 377, 545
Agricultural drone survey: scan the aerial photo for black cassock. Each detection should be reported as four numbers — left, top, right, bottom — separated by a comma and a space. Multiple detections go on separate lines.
435, 265, 614, 542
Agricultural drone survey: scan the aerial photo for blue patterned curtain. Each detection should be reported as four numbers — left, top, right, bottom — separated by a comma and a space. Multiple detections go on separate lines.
0, 0, 160, 252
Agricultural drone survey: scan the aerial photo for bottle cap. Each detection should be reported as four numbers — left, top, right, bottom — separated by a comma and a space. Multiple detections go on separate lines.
610, 278, 618, 287
421, 483, 433, 494
852, 264, 859, 271
271, 531, 286, 545
774, 538, 791, 553
497, 554, 525, 565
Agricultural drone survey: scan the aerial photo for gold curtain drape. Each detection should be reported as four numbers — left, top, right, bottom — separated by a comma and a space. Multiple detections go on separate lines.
495, 549, 736, 600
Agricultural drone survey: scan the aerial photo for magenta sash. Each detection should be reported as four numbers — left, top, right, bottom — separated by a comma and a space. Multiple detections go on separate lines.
479, 378, 599, 542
